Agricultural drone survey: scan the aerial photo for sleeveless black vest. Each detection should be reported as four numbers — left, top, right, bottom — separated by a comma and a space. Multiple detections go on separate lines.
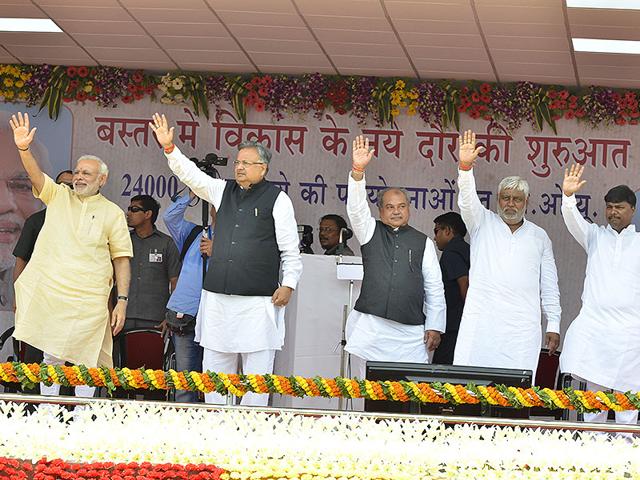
354, 221, 427, 325
203, 180, 281, 296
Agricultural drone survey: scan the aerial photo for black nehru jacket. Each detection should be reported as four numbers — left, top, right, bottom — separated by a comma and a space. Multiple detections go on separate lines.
354, 221, 427, 325
204, 179, 282, 296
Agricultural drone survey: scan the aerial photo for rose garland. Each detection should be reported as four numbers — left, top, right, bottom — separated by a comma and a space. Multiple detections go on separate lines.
0, 457, 226, 480
1, 362, 638, 413
2, 63, 640, 130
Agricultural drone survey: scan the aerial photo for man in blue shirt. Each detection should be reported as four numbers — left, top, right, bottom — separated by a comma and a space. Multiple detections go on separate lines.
163, 190, 214, 403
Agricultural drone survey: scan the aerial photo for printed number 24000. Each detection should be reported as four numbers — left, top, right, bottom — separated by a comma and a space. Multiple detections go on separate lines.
121, 174, 179, 198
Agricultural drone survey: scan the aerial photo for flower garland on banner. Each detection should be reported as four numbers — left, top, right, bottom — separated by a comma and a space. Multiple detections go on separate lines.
1, 63, 640, 130
0, 457, 227, 480
1, 362, 639, 414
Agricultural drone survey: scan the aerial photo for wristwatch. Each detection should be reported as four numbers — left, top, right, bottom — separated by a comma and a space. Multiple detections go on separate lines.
117, 295, 128, 302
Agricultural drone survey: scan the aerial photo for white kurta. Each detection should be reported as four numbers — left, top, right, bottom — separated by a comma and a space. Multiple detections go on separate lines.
453, 169, 561, 377
560, 194, 640, 392
165, 147, 302, 353
345, 173, 446, 363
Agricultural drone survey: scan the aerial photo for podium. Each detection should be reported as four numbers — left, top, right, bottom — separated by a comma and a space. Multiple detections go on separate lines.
272, 254, 362, 410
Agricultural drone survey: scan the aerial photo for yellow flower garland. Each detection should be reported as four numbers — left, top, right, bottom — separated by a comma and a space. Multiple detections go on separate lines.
1, 362, 638, 413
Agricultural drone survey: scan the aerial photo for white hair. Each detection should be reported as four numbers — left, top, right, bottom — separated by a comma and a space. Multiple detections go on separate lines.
498, 176, 529, 197
77, 154, 108, 176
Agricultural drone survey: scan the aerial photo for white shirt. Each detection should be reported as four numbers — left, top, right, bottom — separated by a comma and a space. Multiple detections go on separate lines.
345, 173, 446, 363
453, 169, 561, 377
166, 147, 302, 352
560, 194, 640, 392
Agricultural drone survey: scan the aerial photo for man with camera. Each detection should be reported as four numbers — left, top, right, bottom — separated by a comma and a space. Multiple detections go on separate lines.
162, 189, 214, 403
150, 113, 302, 407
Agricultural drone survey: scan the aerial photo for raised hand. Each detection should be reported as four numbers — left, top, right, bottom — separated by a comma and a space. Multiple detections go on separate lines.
458, 130, 484, 170
149, 113, 174, 148
352, 135, 374, 171
9, 112, 37, 150
563, 164, 586, 196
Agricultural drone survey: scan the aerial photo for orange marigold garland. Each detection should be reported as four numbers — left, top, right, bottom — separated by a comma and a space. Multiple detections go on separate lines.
1, 362, 639, 413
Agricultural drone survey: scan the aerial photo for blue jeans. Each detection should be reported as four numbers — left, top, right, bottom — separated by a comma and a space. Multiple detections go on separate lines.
171, 329, 203, 403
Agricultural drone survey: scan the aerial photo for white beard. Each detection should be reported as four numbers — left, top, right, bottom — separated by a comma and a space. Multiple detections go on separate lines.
497, 205, 525, 225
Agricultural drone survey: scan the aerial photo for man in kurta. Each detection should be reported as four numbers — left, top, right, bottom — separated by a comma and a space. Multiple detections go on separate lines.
560, 164, 639, 425
453, 130, 561, 379
9, 112, 132, 397
150, 113, 302, 407
346, 135, 446, 379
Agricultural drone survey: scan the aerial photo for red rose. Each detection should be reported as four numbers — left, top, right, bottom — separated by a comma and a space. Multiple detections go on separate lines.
559, 90, 569, 100
145, 86, 155, 95
77, 66, 89, 78
122, 95, 133, 103
471, 92, 480, 102
480, 83, 491, 94
132, 71, 144, 83
88, 95, 97, 101
630, 119, 638, 125
630, 110, 639, 118
127, 83, 137, 93
133, 92, 144, 100
76, 91, 88, 101
558, 100, 567, 109
258, 87, 267, 96
254, 98, 266, 112
547, 90, 557, 99
480, 94, 490, 103
564, 110, 575, 119
457, 105, 467, 112
615, 117, 627, 125
469, 110, 480, 119
575, 108, 586, 118
244, 82, 253, 91
66, 66, 77, 77
69, 79, 79, 88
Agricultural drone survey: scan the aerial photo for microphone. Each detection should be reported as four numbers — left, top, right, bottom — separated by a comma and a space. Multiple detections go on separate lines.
337, 227, 353, 255
339, 227, 353, 243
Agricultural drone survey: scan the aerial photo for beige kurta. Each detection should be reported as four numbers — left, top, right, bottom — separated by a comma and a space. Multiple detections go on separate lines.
14, 174, 132, 368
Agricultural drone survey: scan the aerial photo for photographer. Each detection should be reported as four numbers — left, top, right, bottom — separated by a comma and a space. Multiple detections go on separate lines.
162, 190, 214, 403
151, 113, 302, 407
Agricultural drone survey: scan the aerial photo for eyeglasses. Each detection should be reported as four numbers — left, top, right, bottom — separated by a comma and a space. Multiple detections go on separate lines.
233, 160, 264, 168
127, 206, 147, 213
318, 227, 339, 233
1, 178, 32, 195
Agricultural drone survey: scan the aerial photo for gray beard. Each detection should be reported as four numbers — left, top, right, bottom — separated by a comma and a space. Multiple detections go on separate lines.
497, 206, 525, 225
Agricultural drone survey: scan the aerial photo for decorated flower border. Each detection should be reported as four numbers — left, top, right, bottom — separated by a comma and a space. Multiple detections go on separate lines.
1, 362, 638, 414
0, 64, 639, 130
0, 401, 638, 479
0, 457, 227, 480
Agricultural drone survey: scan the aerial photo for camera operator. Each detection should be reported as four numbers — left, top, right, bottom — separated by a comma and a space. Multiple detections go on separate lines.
162, 189, 215, 403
